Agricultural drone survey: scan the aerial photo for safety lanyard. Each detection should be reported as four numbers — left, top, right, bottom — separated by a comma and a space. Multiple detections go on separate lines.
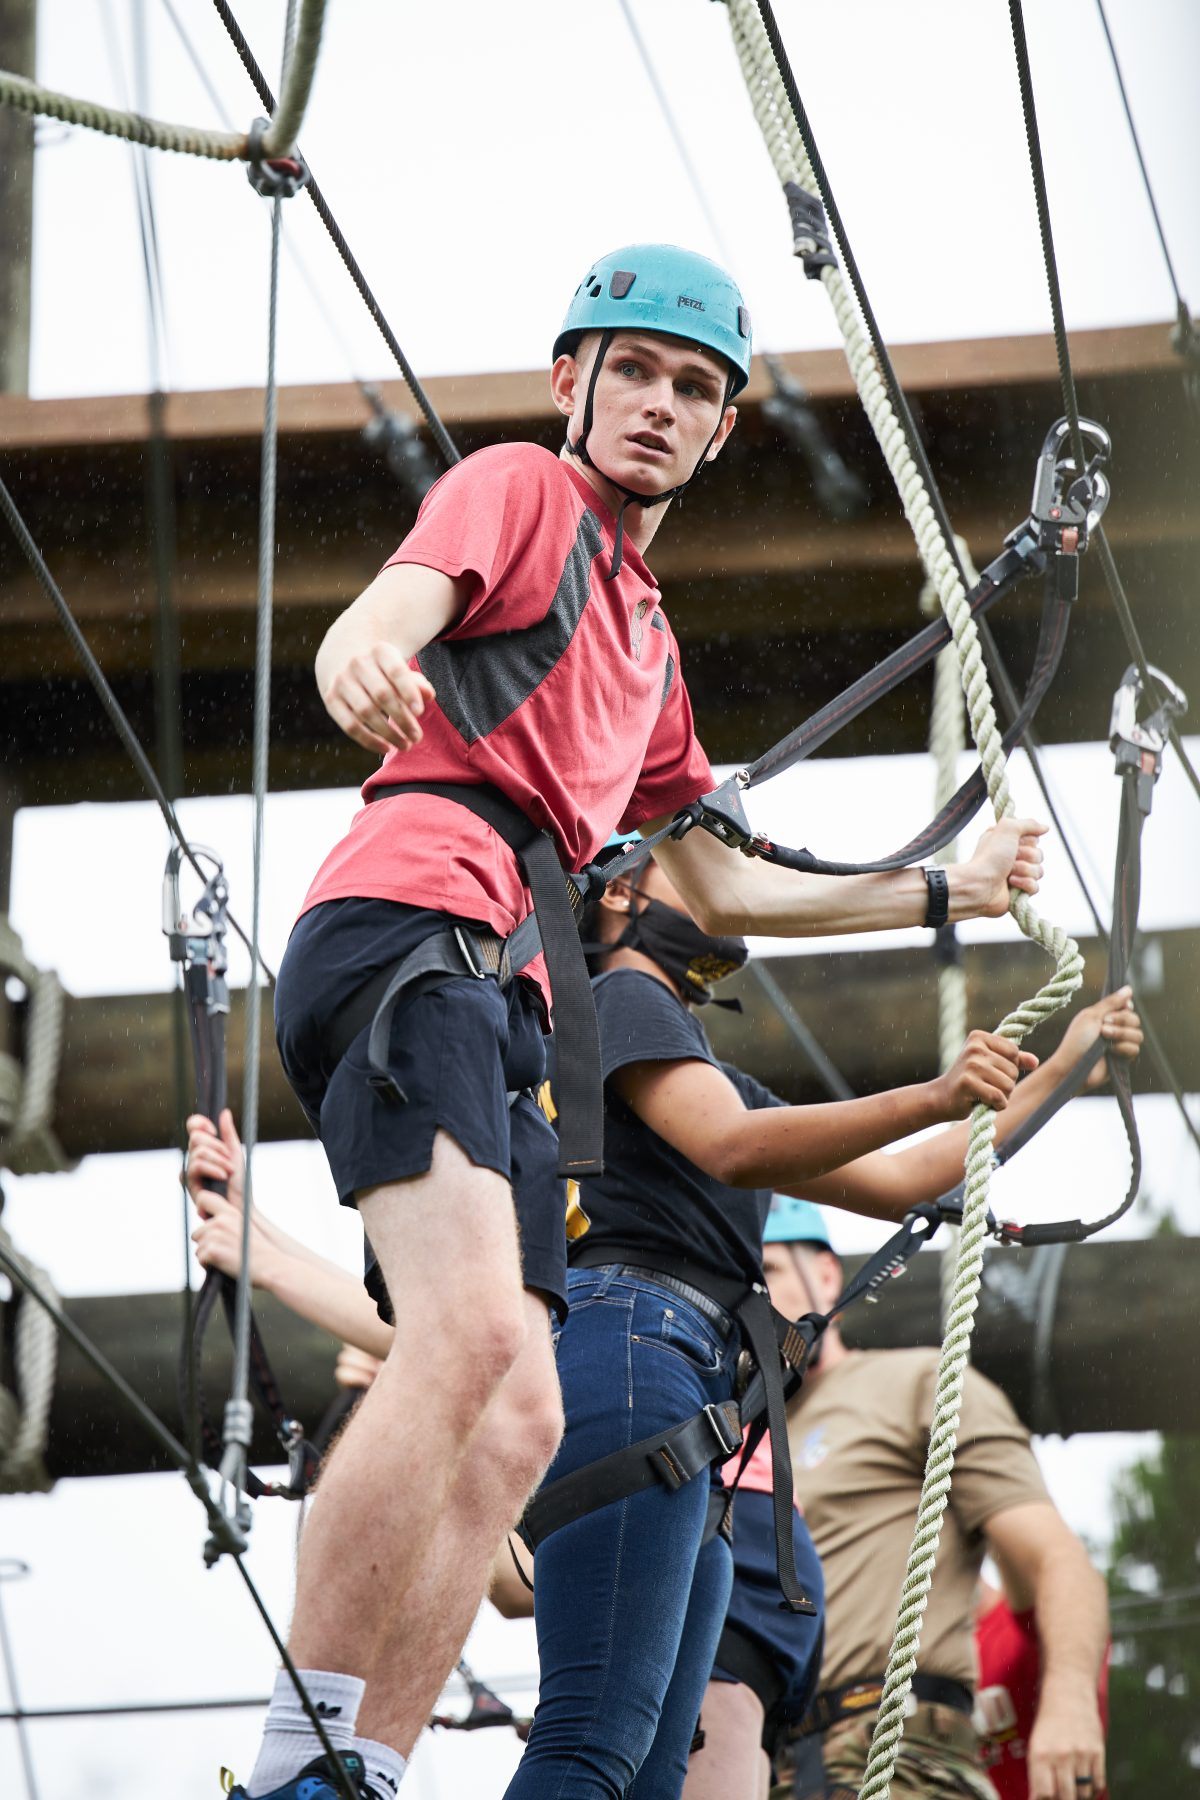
163, 845, 317, 1502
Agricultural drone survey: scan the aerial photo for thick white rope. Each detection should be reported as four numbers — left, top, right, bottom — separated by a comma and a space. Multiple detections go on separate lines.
0, 1224, 58, 1494
724, 6, 1085, 1791
0, 0, 328, 167
0, 918, 71, 1177
919, 537, 978, 1329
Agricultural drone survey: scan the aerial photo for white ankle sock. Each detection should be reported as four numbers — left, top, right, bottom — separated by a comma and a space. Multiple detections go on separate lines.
353, 1736, 407, 1797
246, 1668, 365, 1797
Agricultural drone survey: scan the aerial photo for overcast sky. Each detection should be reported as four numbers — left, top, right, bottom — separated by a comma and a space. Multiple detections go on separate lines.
4, 1, 1199, 1795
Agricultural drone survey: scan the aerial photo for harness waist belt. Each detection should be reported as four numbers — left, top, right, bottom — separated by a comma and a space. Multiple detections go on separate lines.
570, 1241, 752, 1318
569, 1255, 738, 1338
791, 1673, 974, 1740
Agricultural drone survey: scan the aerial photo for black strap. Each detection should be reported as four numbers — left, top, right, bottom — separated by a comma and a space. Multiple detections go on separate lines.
714, 1620, 786, 1718
178, 983, 318, 1500
793, 1671, 974, 1740
520, 1398, 743, 1551
729, 1287, 816, 1614
368, 782, 605, 1176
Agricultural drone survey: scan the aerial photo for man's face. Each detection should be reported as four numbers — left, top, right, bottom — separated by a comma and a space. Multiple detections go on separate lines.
556, 331, 736, 492
763, 1242, 839, 1320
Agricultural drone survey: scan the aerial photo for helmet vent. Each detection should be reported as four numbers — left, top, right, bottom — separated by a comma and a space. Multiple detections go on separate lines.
738, 305, 751, 339
588, 281, 603, 298
609, 270, 636, 299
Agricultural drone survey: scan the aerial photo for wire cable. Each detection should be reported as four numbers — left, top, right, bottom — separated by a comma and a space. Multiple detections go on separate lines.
1094, 0, 1193, 334
1007, 1, 1200, 810
209, 0, 461, 467
0, 473, 273, 982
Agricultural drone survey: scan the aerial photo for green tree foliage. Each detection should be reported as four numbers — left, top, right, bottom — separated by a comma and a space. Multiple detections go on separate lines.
1106, 1435, 1200, 1794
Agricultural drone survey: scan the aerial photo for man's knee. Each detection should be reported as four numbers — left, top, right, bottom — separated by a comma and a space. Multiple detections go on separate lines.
478, 1345, 564, 1500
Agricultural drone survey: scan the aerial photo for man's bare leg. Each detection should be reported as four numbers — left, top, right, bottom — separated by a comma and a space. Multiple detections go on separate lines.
682, 1680, 770, 1800
288, 1131, 531, 1679
359, 1289, 562, 1755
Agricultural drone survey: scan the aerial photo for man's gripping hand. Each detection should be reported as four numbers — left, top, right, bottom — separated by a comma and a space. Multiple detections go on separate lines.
957, 815, 1048, 919
1026, 1673, 1107, 1800
931, 1030, 1038, 1118
1053, 987, 1143, 1091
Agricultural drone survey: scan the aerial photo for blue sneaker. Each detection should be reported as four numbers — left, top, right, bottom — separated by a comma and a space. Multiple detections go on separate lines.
225, 1751, 382, 1800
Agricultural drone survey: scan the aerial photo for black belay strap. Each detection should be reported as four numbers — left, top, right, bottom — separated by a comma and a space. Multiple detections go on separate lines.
365, 782, 605, 1176
164, 845, 317, 1499
728, 1286, 816, 1613
971, 662, 1187, 1249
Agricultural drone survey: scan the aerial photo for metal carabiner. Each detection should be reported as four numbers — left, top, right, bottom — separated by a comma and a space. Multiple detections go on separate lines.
1110, 663, 1188, 813
162, 842, 231, 1017
1029, 415, 1112, 553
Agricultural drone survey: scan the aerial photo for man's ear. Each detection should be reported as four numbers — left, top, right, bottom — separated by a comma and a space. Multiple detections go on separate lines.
703, 403, 738, 464
551, 352, 583, 420
598, 878, 635, 916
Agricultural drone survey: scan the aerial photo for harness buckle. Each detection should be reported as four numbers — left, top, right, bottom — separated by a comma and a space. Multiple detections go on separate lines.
702, 1401, 742, 1461
695, 775, 763, 856
453, 925, 491, 978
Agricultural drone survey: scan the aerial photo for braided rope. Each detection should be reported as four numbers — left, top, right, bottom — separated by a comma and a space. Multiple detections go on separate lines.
0, 918, 71, 1177
0, 67, 248, 159
0, 1224, 59, 1494
920, 538, 977, 1327
724, 7, 1085, 1791
259, 0, 327, 157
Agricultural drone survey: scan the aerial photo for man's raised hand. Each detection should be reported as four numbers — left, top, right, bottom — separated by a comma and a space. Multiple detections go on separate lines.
964, 814, 1049, 918
318, 642, 435, 758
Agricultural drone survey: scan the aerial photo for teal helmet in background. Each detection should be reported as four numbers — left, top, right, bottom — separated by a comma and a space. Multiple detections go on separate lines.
554, 245, 753, 576
554, 244, 753, 396
763, 1195, 834, 1250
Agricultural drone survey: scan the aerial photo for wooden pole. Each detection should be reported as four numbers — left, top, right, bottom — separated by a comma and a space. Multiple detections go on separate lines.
0, 0, 36, 395
41, 1238, 1200, 1480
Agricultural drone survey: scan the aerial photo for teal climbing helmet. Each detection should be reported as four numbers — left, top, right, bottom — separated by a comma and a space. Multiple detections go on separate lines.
554, 244, 753, 397
763, 1195, 834, 1249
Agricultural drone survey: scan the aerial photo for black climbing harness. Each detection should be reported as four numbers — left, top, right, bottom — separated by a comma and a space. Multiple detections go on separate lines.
164, 845, 318, 1504
519, 1207, 942, 1614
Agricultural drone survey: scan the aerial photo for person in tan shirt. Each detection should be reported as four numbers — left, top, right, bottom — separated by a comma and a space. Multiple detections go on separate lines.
765, 1226, 1109, 1800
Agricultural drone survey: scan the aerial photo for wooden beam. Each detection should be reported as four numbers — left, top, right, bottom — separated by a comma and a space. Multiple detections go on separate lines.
44, 1234, 1200, 1480
0, 322, 1180, 450
48, 930, 1199, 1160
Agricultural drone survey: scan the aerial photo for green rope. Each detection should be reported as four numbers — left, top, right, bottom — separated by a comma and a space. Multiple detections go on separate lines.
722, 7, 1085, 1792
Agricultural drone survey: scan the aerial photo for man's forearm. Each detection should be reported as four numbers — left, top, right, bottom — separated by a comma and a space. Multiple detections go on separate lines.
265, 1252, 396, 1362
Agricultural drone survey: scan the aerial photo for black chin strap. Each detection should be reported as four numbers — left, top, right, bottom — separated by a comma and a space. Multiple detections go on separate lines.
566, 327, 734, 577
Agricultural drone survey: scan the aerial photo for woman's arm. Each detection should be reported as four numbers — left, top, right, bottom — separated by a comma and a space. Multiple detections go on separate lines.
611, 1030, 1036, 1218
792, 989, 1142, 1216
185, 1111, 396, 1360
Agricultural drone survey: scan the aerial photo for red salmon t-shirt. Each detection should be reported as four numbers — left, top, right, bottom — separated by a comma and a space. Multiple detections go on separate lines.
974, 1596, 1109, 1799
301, 443, 713, 1001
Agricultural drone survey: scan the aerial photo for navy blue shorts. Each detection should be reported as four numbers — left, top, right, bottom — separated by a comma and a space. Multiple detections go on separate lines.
712, 1489, 825, 1729
275, 898, 568, 1318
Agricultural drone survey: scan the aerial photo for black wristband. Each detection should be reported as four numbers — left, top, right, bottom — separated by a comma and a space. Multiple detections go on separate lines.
923, 865, 950, 930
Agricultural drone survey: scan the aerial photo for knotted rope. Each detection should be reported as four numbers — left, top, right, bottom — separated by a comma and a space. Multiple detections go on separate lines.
723, 5, 1085, 1790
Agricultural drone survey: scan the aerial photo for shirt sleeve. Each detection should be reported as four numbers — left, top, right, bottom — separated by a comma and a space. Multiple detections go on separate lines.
381, 443, 566, 638
619, 625, 714, 829
916, 1360, 1051, 1538
593, 972, 716, 1081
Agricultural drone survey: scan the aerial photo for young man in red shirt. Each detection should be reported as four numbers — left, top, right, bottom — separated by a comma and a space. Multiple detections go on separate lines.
241, 245, 1046, 1799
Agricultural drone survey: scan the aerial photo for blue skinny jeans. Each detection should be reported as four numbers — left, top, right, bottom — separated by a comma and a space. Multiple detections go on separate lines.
504, 1265, 742, 1800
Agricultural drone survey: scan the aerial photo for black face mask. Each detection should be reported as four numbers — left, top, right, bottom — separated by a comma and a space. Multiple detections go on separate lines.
617, 893, 748, 1006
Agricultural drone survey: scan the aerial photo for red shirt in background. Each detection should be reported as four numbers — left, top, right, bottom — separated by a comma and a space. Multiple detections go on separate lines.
301, 443, 713, 1006
974, 1594, 1109, 1800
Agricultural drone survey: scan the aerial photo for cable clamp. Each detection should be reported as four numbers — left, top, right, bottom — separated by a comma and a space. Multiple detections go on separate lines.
245, 116, 310, 199
783, 182, 837, 278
